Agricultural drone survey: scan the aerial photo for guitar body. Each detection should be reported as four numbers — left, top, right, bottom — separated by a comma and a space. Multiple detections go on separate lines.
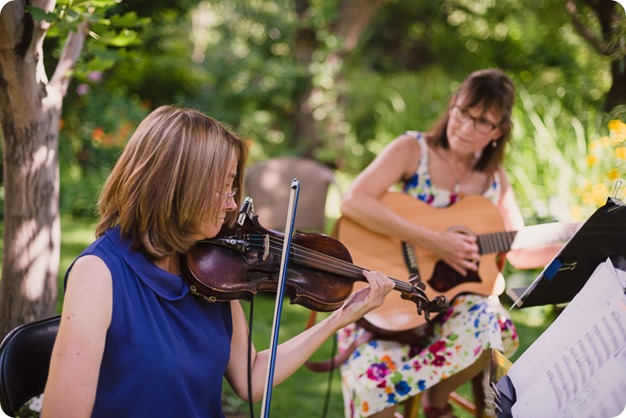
335, 192, 507, 334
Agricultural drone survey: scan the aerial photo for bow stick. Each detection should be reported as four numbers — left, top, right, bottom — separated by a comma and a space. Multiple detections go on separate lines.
260, 178, 300, 418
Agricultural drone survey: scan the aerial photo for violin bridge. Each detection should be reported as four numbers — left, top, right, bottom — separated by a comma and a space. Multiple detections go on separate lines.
263, 234, 270, 261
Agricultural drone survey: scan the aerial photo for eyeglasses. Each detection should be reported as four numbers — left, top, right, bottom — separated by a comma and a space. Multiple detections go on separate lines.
218, 188, 238, 205
450, 105, 499, 134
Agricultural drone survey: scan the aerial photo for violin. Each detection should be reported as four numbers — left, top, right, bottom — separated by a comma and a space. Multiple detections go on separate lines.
181, 197, 448, 320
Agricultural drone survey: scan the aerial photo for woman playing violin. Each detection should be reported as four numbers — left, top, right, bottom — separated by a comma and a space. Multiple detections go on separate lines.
337, 69, 563, 418
42, 105, 394, 418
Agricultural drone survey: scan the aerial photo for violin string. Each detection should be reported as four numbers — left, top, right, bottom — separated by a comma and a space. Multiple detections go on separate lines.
246, 234, 411, 292
269, 236, 413, 291
252, 234, 361, 277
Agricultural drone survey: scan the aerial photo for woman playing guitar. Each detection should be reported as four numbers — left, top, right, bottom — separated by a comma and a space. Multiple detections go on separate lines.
337, 69, 563, 418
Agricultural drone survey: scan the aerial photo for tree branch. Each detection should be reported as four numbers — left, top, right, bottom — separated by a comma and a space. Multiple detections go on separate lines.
334, 0, 387, 53
564, 0, 611, 55
49, 21, 88, 99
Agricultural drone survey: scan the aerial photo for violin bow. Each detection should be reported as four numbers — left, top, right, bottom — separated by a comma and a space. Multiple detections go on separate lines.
260, 178, 300, 418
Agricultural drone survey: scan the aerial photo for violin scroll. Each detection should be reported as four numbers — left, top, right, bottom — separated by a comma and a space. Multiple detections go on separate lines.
399, 282, 449, 322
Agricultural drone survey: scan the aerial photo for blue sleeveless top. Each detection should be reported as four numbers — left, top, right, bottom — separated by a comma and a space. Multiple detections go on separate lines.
66, 226, 233, 418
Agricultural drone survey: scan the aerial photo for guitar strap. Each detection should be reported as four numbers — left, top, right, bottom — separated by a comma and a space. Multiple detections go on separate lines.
401, 241, 420, 276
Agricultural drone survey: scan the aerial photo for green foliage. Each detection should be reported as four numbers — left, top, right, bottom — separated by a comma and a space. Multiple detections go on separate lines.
31, 0, 150, 83
173, 0, 305, 160
360, 0, 610, 113
30, 0, 149, 45
59, 89, 148, 218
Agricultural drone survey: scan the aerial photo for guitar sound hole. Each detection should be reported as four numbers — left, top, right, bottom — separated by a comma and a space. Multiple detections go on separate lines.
427, 260, 481, 292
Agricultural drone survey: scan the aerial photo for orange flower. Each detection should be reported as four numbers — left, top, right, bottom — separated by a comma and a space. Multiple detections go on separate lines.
92, 127, 105, 142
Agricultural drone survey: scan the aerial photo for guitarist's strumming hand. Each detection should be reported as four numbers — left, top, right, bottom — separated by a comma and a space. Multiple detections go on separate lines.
431, 229, 480, 276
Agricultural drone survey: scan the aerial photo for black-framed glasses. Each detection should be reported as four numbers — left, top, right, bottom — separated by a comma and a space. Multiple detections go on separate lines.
450, 105, 499, 134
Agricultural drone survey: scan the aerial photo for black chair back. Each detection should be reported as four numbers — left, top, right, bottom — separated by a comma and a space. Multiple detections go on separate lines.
0, 315, 60, 417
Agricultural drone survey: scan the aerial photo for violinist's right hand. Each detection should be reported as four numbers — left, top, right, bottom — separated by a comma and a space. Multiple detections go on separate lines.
430, 229, 479, 277
331, 270, 394, 329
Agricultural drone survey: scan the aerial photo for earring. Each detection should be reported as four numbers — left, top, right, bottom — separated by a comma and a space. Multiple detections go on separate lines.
491, 140, 497, 147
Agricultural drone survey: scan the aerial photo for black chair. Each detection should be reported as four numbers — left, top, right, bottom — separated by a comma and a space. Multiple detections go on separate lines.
0, 315, 60, 417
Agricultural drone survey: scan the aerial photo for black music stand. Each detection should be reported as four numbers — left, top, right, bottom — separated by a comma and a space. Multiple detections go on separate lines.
508, 195, 626, 308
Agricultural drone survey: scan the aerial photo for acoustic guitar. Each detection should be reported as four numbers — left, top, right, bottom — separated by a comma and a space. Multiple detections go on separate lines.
334, 191, 581, 335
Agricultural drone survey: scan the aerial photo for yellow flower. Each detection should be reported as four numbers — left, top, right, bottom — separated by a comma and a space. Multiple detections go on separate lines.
570, 205, 583, 221
586, 155, 598, 166
608, 119, 626, 140
615, 147, 626, 160
575, 120, 625, 216
581, 193, 595, 206
589, 139, 602, 151
591, 183, 609, 202
608, 169, 620, 180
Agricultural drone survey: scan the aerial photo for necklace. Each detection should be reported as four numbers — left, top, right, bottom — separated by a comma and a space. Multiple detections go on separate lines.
432, 148, 474, 194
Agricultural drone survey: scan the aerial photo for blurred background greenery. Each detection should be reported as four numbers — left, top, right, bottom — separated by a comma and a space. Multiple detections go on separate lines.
36, 0, 623, 225
2, 0, 625, 416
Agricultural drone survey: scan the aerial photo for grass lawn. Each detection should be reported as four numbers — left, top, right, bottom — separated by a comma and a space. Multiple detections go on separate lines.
28, 216, 554, 418
221, 292, 555, 418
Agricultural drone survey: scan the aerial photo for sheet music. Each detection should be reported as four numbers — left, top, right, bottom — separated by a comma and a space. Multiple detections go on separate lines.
507, 257, 626, 418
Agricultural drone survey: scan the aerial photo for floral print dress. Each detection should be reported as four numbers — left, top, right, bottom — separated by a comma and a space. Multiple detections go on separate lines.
337, 132, 519, 418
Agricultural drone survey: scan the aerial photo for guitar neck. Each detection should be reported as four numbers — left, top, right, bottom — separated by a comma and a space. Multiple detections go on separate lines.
477, 221, 582, 255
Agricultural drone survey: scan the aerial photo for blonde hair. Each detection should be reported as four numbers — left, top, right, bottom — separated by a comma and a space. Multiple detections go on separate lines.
96, 105, 248, 259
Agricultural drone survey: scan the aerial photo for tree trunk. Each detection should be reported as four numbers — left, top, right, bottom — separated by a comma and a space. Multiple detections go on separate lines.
292, 0, 321, 158
0, 0, 84, 339
605, 57, 626, 112
292, 0, 386, 161
565, 0, 626, 112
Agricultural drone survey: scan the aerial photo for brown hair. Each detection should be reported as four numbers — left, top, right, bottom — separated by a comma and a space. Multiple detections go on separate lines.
96, 105, 248, 259
428, 69, 515, 173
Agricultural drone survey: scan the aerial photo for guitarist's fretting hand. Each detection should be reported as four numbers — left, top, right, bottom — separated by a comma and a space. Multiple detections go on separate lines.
432, 229, 480, 276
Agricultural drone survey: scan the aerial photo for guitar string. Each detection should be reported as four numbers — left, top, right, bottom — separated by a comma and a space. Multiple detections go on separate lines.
478, 222, 583, 253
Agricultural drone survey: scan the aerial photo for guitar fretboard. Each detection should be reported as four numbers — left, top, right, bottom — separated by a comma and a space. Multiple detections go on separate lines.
477, 221, 583, 255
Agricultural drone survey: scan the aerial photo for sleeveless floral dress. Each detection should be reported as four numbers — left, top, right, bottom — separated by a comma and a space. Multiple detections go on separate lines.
337, 132, 519, 418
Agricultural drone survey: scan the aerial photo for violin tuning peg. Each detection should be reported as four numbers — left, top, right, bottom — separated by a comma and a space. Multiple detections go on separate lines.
408, 274, 426, 291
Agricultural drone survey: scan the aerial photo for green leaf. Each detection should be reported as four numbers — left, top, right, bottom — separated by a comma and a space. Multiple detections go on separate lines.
89, 29, 141, 47
27, 7, 60, 23
110, 12, 151, 28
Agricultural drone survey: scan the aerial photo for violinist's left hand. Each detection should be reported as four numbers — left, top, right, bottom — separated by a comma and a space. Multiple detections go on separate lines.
331, 270, 394, 329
